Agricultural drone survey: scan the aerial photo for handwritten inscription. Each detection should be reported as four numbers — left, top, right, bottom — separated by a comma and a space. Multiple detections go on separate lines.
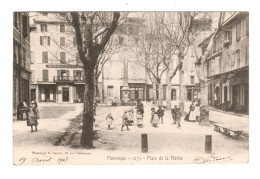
193, 155, 232, 164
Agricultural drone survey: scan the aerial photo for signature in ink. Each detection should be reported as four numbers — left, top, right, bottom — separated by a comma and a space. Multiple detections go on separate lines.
193, 155, 233, 164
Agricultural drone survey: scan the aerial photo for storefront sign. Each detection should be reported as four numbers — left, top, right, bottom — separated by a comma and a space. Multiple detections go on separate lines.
46, 64, 83, 68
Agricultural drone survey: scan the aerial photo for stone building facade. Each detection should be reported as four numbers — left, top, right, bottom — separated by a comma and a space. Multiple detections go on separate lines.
13, 12, 31, 112
198, 12, 249, 113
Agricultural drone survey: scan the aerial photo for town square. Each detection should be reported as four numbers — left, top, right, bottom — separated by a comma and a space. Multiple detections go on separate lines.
12, 11, 249, 164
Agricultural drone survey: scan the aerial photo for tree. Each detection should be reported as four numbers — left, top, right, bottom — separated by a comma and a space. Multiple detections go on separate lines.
59, 12, 121, 148
161, 12, 197, 110
193, 12, 226, 106
133, 12, 174, 104
93, 37, 122, 103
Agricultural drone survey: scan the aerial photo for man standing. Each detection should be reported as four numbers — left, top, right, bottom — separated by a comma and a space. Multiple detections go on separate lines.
137, 99, 144, 115
171, 105, 178, 125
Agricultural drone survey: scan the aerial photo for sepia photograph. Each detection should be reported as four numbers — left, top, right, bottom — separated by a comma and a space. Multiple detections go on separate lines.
12, 10, 249, 165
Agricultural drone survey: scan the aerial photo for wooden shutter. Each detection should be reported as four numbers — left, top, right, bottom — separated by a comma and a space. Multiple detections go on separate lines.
40, 36, 43, 45
42, 70, 48, 81
66, 70, 70, 77
48, 36, 50, 45
246, 16, 249, 36
236, 21, 241, 41
73, 70, 77, 77
60, 37, 65, 46
42, 51, 48, 63
60, 52, 66, 63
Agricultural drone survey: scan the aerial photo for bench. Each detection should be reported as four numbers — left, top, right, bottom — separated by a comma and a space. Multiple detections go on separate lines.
213, 123, 243, 140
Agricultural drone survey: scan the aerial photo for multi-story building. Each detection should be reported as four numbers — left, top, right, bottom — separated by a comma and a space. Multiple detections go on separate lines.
101, 16, 182, 103
198, 12, 249, 113
13, 12, 31, 112
30, 12, 84, 103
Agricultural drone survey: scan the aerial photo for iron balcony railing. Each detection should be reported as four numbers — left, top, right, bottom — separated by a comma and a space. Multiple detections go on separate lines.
53, 76, 84, 82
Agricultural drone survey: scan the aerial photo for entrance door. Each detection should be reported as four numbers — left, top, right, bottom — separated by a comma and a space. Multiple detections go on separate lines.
224, 86, 228, 102
187, 89, 192, 101
62, 87, 69, 102
31, 89, 36, 100
45, 88, 50, 102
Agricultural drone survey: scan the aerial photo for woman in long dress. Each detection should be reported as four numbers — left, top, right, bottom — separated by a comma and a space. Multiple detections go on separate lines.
27, 105, 38, 132
185, 102, 196, 122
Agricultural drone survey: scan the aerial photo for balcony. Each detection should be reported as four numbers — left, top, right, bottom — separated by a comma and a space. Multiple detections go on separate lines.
53, 76, 84, 83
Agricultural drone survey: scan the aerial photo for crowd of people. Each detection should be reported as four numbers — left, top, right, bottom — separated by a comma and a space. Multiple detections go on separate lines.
105, 99, 201, 131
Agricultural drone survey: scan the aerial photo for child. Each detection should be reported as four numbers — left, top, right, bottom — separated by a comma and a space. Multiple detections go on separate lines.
157, 105, 165, 124
176, 108, 182, 129
121, 110, 130, 131
27, 105, 38, 132
171, 105, 178, 124
151, 108, 159, 128
106, 113, 114, 130
136, 110, 143, 128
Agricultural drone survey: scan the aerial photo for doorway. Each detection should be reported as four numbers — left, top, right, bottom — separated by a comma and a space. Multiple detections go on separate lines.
62, 87, 69, 102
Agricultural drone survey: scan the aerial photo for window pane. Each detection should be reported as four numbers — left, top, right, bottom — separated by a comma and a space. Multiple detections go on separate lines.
60, 25, 65, 32
60, 52, 66, 64
42, 51, 48, 63
60, 37, 65, 46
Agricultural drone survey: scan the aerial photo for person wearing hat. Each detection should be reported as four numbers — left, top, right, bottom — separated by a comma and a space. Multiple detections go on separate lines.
171, 105, 178, 124
121, 110, 130, 131
157, 105, 165, 124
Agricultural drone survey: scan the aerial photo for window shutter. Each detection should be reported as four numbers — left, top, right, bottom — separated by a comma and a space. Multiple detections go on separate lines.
236, 21, 241, 41
60, 37, 65, 46
66, 70, 70, 77
42, 70, 48, 81
40, 36, 43, 45
48, 36, 50, 45
73, 70, 76, 77
42, 51, 48, 63
246, 16, 249, 36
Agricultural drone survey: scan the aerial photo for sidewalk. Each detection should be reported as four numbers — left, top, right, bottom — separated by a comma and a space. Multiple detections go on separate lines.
208, 109, 249, 137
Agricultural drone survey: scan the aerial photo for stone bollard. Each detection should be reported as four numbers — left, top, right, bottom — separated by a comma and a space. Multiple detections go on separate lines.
205, 135, 212, 154
141, 134, 148, 153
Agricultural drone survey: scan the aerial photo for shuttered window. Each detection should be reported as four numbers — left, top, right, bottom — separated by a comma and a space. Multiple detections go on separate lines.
246, 16, 249, 36
236, 49, 241, 68
236, 21, 241, 41
42, 70, 49, 81
60, 52, 66, 64
42, 51, 48, 63
40, 36, 50, 45
60, 37, 65, 46
41, 24, 47, 32
60, 25, 65, 32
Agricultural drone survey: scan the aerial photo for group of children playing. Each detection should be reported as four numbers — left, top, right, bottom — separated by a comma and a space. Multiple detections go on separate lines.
106, 104, 182, 131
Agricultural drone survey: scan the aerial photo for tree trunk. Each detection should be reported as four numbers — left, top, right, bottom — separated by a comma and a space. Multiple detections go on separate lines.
179, 69, 185, 113
166, 76, 171, 109
152, 82, 157, 104
158, 80, 163, 106
80, 70, 95, 148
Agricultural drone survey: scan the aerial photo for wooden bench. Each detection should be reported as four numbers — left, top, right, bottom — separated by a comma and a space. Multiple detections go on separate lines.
213, 123, 243, 140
